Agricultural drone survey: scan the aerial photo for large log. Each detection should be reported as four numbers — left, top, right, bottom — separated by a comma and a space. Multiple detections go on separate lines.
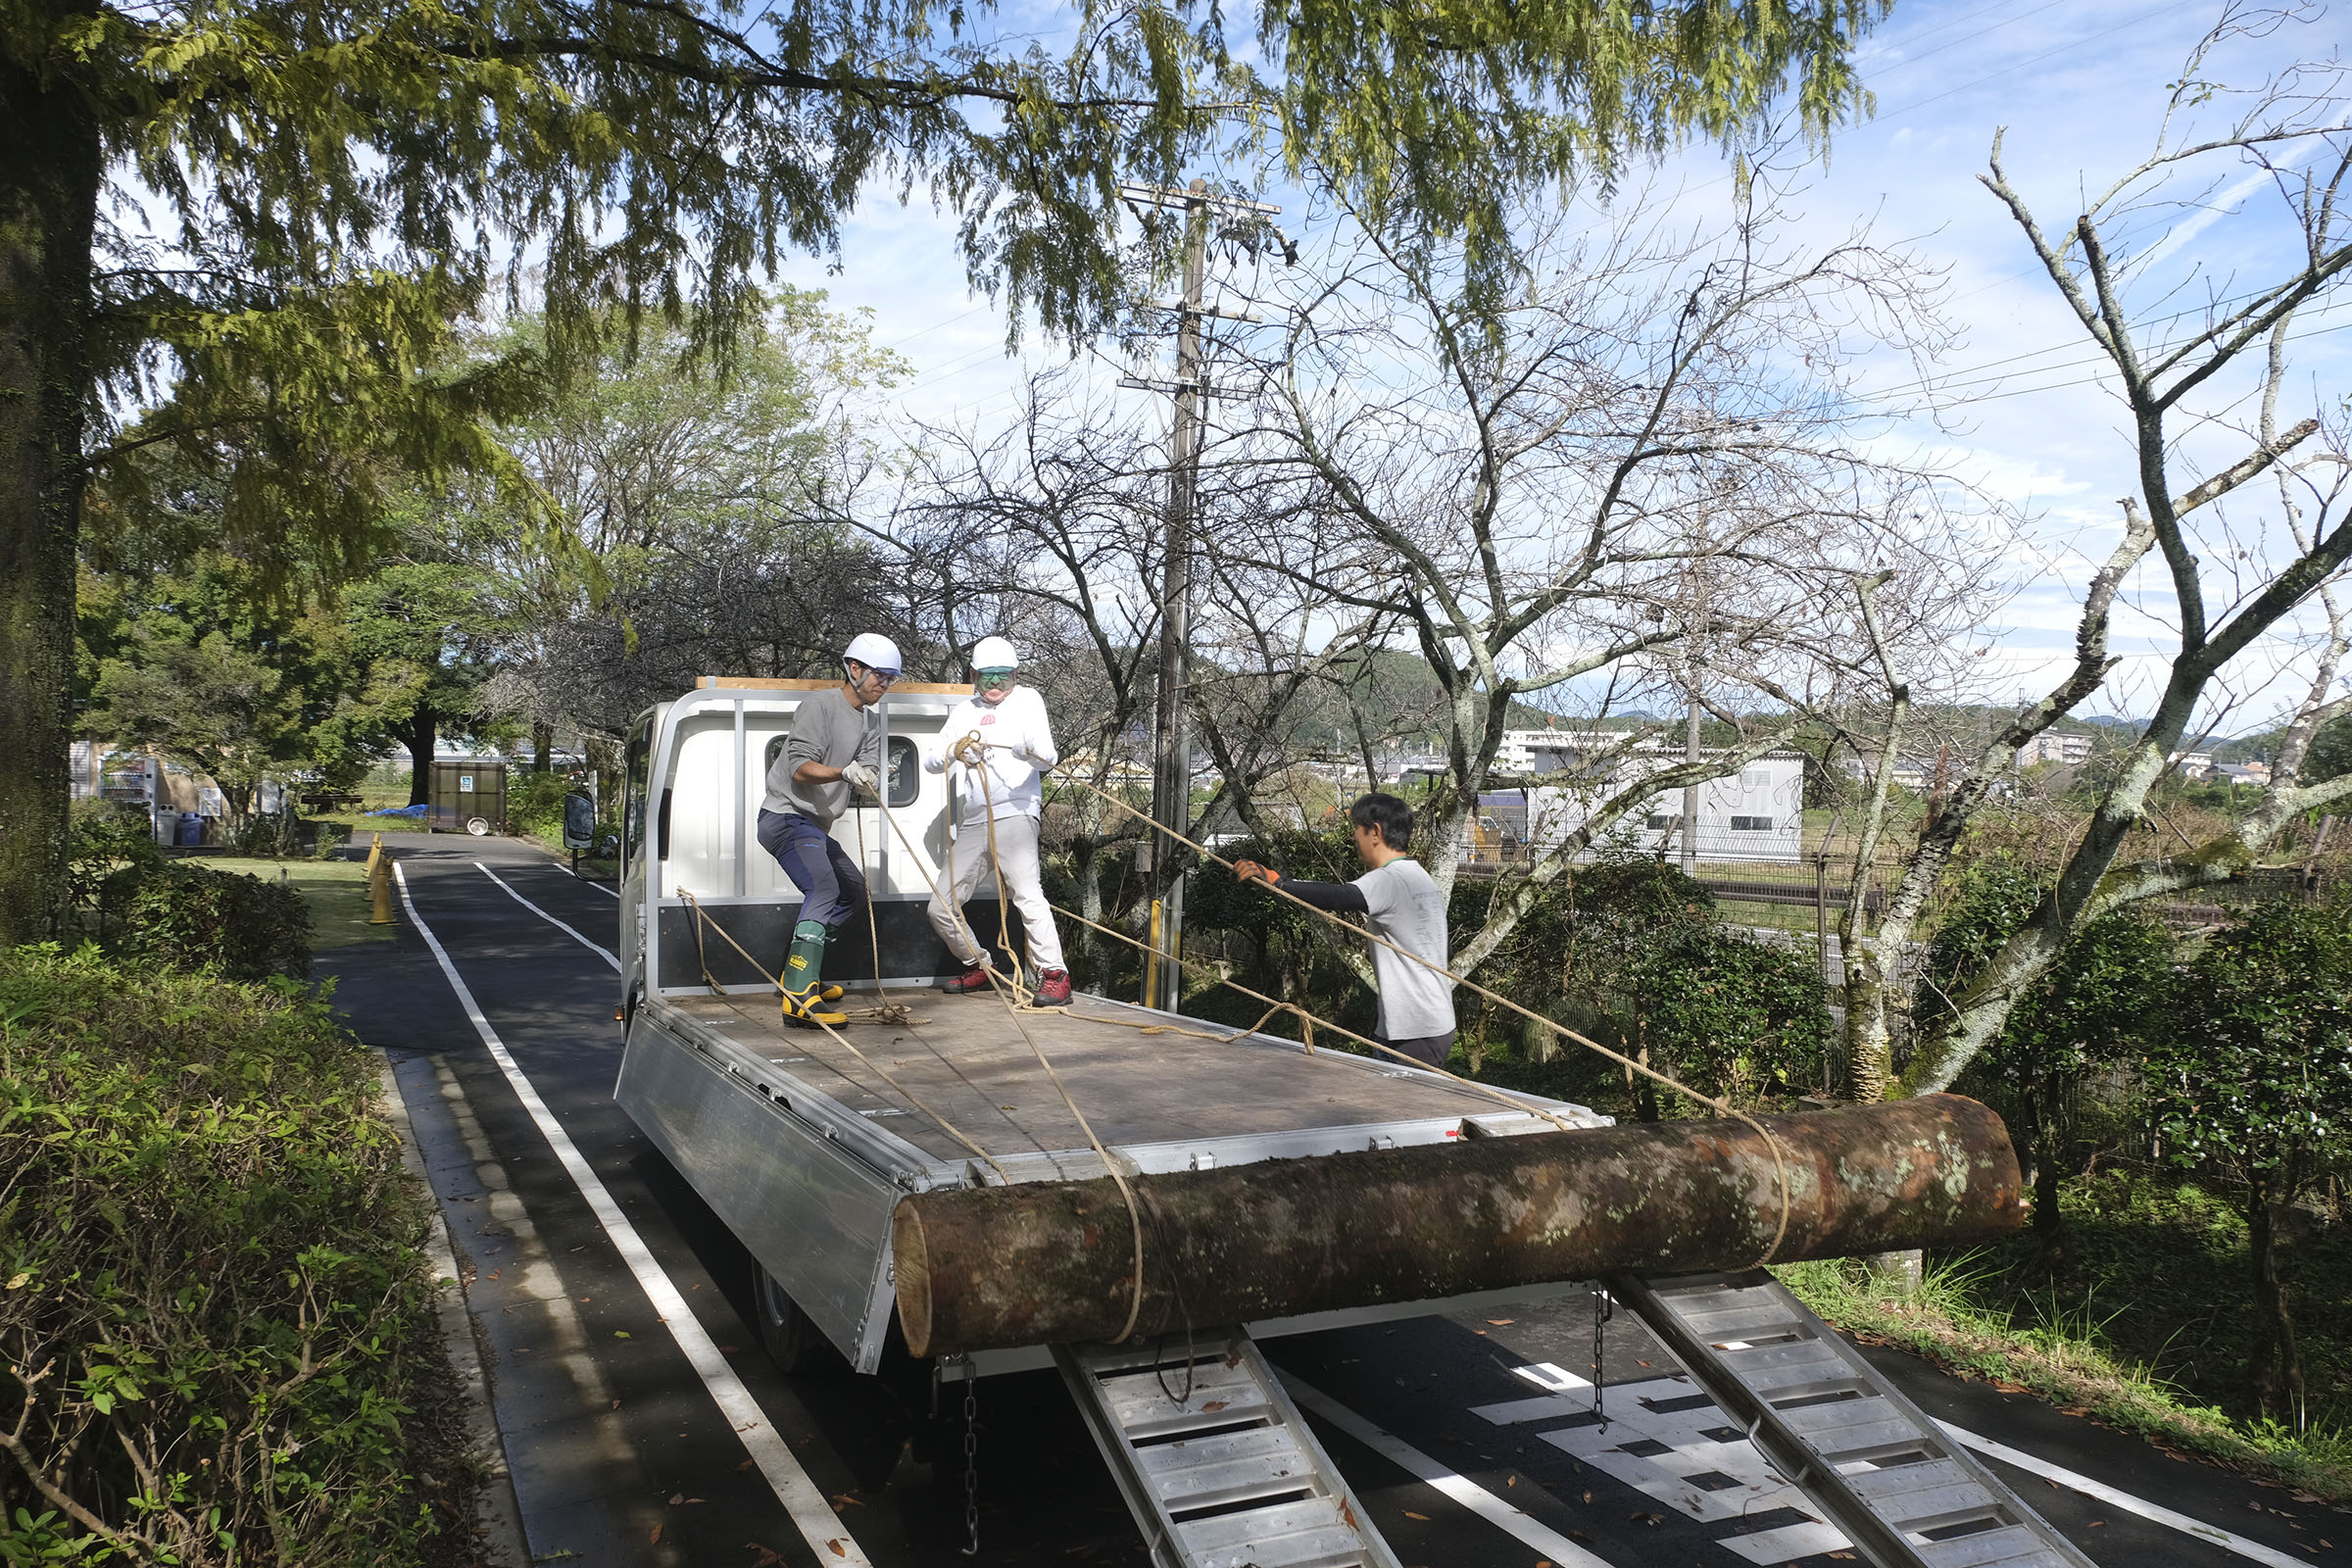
893, 1094, 2020, 1357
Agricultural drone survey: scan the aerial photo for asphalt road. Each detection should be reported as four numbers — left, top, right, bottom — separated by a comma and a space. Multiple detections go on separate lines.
321, 831, 2349, 1568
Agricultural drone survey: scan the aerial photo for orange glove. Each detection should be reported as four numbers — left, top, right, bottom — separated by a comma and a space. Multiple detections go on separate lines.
1234, 860, 1282, 885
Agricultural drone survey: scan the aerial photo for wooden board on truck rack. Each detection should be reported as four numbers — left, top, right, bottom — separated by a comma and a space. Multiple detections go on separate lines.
664, 989, 1584, 1171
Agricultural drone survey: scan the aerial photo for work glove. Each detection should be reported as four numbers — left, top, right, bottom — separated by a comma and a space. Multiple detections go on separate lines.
1233, 860, 1282, 886
841, 761, 880, 797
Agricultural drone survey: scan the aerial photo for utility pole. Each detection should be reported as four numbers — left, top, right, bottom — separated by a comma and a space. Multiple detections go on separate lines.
1682, 687, 1701, 876
1118, 178, 1284, 1012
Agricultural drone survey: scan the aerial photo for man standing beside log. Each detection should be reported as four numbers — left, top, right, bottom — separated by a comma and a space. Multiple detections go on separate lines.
1235, 793, 1455, 1068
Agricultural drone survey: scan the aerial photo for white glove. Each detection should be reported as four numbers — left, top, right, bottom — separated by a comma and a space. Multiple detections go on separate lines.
841, 761, 879, 796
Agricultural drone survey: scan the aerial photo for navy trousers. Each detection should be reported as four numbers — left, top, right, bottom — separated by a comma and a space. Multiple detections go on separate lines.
757, 809, 867, 927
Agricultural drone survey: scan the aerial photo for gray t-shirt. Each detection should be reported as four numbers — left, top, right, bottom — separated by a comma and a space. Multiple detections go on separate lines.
761, 687, 883, 826
1355, 858, 1455, 1041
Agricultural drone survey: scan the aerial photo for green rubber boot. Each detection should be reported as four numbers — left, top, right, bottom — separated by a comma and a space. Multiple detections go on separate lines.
781, 920, 848, 1027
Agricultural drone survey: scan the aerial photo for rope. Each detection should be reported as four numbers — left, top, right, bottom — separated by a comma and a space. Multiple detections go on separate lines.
898, 728, 1150, 1342
852, 805, 916, 1026
1042, 895, 1594, 1133
673, 887, 1012, 1185
993, 742, 1800, 1268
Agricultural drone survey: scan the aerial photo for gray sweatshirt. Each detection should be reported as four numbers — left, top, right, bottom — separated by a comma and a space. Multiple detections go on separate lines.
761, 687, 883, 825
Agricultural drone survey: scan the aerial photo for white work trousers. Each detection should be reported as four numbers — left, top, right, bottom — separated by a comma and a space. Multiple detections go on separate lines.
927, 812, 1066, 972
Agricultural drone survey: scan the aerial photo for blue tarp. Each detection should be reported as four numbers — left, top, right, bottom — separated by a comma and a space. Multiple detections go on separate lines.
365, 803, 428, 817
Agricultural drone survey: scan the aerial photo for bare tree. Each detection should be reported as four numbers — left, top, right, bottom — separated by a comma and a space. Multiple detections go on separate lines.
1892, 5, 2352, 1098
1209, 174, 1975, 978
896, 377, 1174, 963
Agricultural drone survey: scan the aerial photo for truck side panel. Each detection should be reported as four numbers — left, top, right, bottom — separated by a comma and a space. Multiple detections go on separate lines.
616, 1015, 904, 1371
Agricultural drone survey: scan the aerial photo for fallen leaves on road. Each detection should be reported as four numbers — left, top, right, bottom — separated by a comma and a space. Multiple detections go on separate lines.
649, 1524, 662, 1545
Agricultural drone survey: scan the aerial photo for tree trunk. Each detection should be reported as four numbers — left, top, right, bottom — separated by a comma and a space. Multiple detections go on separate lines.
399, 710, 438, 805
0, 43, 102, 944
532, 720, 552, 773
2247, 1177, 2305, 1425
893, 1093, 2023, 1356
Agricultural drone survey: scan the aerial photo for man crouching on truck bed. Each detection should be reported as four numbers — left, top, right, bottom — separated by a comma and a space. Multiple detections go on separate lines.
1234, 793, 1456, 1068
925, 636, 1074, 1005
757, 632, 897, 1027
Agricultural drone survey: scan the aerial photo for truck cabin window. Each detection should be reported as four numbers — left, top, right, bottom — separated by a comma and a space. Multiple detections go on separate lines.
622, 727, 652, 870
763, 733, 919, 808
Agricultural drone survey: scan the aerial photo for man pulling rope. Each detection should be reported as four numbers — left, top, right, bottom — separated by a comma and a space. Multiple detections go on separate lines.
924, 637, 1073, 1004
1234, 792, 1454, 1069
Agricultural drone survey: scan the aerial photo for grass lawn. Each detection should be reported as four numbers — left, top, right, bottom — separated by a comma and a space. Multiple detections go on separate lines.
1780, 1165, 2352, 1503
220, 858, 395, 949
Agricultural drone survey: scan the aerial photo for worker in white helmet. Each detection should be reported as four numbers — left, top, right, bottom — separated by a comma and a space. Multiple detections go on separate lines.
925, 635, 1072, 1004
757, 632, 899, 1026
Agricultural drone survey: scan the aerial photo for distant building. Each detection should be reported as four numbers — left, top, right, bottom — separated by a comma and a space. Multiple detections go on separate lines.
2016, 731, 2094, 766
1475, 743, 1806, 864
69, 741, 235, 844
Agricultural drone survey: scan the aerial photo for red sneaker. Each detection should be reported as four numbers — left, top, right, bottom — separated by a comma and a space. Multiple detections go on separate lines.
942, 964, 994, 995
1033, 969, 1073, 1005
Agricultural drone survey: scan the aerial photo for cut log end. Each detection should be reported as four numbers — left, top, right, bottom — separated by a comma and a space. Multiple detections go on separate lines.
891, 1204, 934, 1358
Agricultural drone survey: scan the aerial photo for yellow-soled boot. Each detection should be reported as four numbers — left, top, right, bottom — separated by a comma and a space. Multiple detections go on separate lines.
781, 921, 848, 1028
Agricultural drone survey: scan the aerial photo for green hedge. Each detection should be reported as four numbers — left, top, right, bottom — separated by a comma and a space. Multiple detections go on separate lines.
0, 948, 467, 1566
110, 861, 312, 982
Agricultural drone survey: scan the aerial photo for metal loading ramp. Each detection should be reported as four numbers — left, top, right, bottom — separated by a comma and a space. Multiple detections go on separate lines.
1612, 1271, 2096, 1568
1055, 1332, 1403, 1568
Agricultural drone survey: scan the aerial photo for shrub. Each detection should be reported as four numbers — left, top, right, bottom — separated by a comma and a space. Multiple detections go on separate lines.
0, 946, 465, 1565
2146, 898, 2352, 1423
113, 860, 312, 981
61, 801, 163, 942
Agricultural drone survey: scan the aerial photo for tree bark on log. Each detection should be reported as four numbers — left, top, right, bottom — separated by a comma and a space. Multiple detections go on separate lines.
894, 1094, 2021, 1357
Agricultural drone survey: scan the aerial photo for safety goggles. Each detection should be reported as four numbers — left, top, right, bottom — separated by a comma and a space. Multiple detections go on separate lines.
976, 667, 1016, 688
850, 662, 899, 687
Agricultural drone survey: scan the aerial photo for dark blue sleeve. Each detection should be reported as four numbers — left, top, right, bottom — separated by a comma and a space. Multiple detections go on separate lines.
1278, 878, 1369, 913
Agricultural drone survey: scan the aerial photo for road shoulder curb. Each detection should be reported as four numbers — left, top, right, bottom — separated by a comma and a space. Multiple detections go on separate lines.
372, 1049, 533, 1568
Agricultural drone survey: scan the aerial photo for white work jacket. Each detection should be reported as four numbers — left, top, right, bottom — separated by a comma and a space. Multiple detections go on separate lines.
927, 686, 1058, 825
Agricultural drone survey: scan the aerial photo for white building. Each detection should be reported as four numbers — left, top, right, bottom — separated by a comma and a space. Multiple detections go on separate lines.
2017, 731, 2094, 766
1478, 743, 1807, 864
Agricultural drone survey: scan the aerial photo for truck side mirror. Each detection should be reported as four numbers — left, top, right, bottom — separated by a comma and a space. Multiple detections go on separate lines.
563, 789, 597, 850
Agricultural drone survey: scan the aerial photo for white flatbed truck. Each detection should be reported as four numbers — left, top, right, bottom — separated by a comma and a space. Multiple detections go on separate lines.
612, 678, 2093, 1568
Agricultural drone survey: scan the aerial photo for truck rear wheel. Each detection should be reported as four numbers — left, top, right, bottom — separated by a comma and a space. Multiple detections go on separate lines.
753, 1262, 826, 1375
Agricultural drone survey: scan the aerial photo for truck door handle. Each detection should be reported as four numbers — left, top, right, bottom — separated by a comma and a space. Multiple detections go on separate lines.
657, 787, 673, 860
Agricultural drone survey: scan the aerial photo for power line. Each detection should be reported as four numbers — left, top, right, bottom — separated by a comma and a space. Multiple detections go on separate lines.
1872, 0, 2207, 126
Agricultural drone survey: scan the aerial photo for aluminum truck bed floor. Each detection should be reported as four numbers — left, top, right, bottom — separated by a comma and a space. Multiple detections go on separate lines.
665, 990, 1563, 1165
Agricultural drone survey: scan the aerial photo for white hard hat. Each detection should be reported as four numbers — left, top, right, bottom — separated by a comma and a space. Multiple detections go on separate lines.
843, 632, 903, 675
971, 635, 1019, 671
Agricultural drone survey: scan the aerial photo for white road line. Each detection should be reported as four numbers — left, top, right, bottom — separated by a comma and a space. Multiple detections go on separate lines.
473, 861, 621, 970
544, 858, 621, 897
1940, 1420, 2307, 1568
1279, 1374, 1614, 1568
392, 860, 872, 1568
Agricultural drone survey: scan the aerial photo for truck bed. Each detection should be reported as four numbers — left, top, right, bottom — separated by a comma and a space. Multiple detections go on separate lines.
662, 989, 1588, 1172
620, 986, 1605, 1370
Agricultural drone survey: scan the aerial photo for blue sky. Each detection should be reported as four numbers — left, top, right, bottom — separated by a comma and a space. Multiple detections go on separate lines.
766, 0, 2351, 729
